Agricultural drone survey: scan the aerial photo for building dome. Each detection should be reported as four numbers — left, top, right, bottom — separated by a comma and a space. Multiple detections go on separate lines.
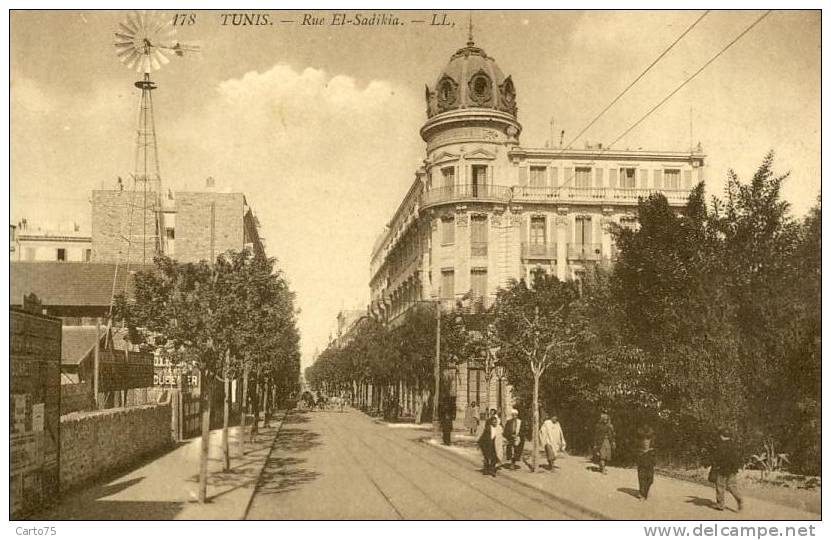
425, 38, 517, 119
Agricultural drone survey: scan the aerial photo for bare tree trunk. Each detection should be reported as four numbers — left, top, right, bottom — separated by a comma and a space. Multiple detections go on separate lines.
198, 369, 212, 503
249, 375, 260, 442
532, 372, 540, 472
222, 351, 231, 471
241, 363, 249, 449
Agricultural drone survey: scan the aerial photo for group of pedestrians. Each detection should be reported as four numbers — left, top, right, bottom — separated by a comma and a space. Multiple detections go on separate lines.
467, 404, 744, 512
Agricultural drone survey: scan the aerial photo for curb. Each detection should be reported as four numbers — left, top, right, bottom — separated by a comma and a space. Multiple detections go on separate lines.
240, 409, 291, 520
418, 437, 609, 520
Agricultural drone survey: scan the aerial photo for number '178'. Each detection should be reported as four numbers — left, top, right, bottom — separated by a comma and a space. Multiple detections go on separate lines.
173, 13, 196, 26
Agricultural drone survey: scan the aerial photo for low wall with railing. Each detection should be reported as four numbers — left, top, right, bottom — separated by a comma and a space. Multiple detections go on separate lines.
60, 401, 173, 493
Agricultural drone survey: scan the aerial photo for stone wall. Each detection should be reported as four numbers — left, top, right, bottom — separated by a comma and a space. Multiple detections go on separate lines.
60, 402, 172, 492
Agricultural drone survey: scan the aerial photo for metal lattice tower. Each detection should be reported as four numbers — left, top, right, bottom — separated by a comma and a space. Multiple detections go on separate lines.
132, 72, 165, 264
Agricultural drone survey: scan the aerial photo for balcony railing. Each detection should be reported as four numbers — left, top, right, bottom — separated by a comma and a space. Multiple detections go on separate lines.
422, 184, 512, 206
521, 242, 557, 260
421, 184, 690, 207
568, 243, 602, 261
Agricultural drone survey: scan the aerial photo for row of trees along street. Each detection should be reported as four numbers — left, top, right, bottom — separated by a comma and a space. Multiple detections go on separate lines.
114, 249, 301, 503
306, 153, 820, 475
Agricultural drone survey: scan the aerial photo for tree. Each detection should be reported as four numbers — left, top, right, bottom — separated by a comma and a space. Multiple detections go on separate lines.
492, 275, 585, 471
115, 256, 221, 503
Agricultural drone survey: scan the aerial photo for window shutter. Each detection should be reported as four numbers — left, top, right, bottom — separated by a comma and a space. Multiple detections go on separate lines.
595, 168, 604, 188
609, 168, 618, 188
640, 169, 648, 188
519, 166, 528, 187
564, 167, 573, 187
684, 170, 692, 188
550, 167, 559, 188
654, 169, 663, 189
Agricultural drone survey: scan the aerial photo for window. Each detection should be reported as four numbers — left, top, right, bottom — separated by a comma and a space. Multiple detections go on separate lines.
664, 169, 680, 189
575, 167, 592, 188
166, 227, 175, 240
441, 269, 455, 300
56, 248, 66, 261
84, 249, 92, 262
530, 216, 546, 245
441, 216, 455, 245
620, 168, 637, 188
442, 167, 455, 190
530, 166, 547, 188
471, 215, 487, 256
471, 269, 487, 300
576, 216, 593, 246
471, 165, 487, 197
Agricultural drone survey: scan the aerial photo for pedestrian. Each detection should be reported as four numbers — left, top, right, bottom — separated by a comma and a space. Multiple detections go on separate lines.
710, 427, 744, 512
503, 408, 525, 469
539, 412, 566, 471
492, 411, 504, 465
593, 412, 615, 474
438, 397, 455, 445
478, 415, 501, 476
636, 425, 656, 500
465, 401, 480, 436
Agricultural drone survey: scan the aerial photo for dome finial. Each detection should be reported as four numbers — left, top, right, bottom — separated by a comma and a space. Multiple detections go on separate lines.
467, 11, 475, 47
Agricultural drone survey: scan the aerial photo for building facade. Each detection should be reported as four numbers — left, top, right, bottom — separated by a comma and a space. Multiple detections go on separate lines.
369, 36, 706, 416
11, 220, 92, 262
91, 182, 265, 265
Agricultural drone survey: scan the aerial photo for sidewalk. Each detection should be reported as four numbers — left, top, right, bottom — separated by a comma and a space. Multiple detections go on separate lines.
36, 412, 287, 520
424, 433, 820, 520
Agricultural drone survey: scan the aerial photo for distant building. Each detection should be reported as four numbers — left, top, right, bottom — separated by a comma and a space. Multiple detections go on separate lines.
369, 35, 706, 416
335, 308, 369, 348
91, 180, 265, 265
12, 219, 92, 262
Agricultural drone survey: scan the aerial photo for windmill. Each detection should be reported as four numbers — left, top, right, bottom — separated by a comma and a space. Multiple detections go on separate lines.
107, 11, 199, 325
112, 10, 199, 265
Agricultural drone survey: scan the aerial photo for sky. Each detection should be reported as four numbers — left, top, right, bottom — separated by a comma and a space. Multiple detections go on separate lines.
10, 10, 820, 368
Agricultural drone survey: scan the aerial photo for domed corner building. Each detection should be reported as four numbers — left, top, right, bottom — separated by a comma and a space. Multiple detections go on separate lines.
365, 35, 706, 420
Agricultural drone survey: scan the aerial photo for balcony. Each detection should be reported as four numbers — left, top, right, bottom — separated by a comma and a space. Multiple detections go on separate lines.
521, 242, 557, 260
568, 243, 602, 261
421, 184, 691, 208
421, 184, 512, 208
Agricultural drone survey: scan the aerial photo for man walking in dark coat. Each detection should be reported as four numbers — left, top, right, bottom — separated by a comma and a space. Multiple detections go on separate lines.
711, 427, 745, 512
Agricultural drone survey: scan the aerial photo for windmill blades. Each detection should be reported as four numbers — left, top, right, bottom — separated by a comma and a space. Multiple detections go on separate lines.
127, 11, 143, 35
149, 52, 162, 72
152, 48, 171, 68
119, 19, 137, 35
121, 50, 141, 70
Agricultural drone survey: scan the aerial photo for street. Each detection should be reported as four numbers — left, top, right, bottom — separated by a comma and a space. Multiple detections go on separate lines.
246, 408, 594, 520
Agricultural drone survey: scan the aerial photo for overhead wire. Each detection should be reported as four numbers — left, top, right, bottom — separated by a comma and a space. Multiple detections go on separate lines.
549, 10, 773, 192
561, 10, 711, 152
